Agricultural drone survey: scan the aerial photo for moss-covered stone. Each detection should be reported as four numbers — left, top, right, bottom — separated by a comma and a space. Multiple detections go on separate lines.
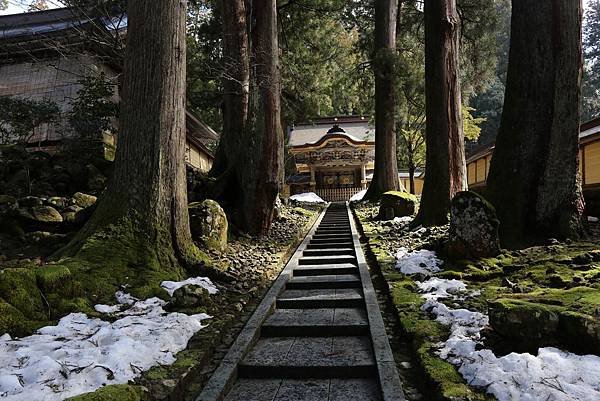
0, 268, 46, 321
31, 205, 64, 223
72, 192, 97, 209
448, 191, 500, 259
378, 191, 418, 220
65, 384, 149, 401
0, 299, 32, 336
189, 200, 228, 252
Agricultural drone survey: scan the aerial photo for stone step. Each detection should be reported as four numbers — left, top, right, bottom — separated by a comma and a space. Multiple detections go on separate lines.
224, 378, 381, 401
293, 264, 358, 277
312, 235, 353, 242
238, 336, 376, 379
306, 242, 354, 249
303, 248, 355, 257
276, 288, 363, 308
309, 238, 354, 245
316, 229, 351, 235
262, 308, 369, 337
287, 274, 361, 289
299, 255, 357, 265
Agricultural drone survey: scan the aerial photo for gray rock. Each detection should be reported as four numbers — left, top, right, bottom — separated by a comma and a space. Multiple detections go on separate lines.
447, 191, 500, 259
46, 197, 69, 210
377, 191, 417, 220
72, 192, 97, 209
189, 199, 228, 252
171, 284, 212, 307
31, 206, 63, 223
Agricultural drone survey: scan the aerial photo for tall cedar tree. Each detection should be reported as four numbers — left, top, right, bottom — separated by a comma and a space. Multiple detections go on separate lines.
487, 0, 585, 247
415, 0, 466, 226
59, 0, 200, 271
365, 0, 401, 200
211, 0, 283, 235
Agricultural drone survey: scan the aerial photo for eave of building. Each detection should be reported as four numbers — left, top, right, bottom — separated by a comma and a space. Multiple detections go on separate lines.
289, 133, 375, 153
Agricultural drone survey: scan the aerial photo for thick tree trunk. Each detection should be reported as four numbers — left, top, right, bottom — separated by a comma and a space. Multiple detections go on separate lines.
416, 0, 466, 226
60, 0, 196, 271
211, 0, 283, 235
364, 0, 400, 200
211, 0, 249, 178
241, 0, 283, 234
487, 0, 584, 247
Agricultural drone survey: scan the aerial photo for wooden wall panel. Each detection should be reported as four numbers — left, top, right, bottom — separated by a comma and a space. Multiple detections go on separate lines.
584, 141, 600, 185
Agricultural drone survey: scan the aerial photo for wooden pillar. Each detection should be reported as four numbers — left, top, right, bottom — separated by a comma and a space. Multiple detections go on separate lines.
310, 166, 316, 191
360, 164, 367, 189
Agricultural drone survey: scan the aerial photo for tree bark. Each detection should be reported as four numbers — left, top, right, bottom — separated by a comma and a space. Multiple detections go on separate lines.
211, 0, 283, 235
487, 0, 584, 247
415, 0, 466, 226
59, 0, 196, 271
211, 0, 249, 178
242, 0, 284, 234
364, 0, 400, 200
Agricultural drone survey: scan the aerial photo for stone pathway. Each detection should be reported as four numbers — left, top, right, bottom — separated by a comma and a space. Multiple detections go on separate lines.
196, 203, 405, 401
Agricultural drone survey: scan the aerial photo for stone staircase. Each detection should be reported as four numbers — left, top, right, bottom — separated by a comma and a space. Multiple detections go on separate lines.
197, 203, 405, 401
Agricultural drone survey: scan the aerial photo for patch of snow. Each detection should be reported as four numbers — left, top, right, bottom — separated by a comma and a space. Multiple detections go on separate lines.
399, 246, 600, 401
160, 277, 218, 297
588, 216, 599, 223
417, 277, 467, 300
395, 247, 442, 275
393, 216, 413, 224
0, 292, 211, 400
349, 189, 367, 202
289, 192, 326, 203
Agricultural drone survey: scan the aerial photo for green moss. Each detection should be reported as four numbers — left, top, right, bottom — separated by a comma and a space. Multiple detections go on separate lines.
65, 385, 149, 401
35, 265, 74, 294
383, 190, 418, 203
57, 217, 187, 305
418, 342, 493, 400
0, 299, 37, 336
0, 268, 46, 320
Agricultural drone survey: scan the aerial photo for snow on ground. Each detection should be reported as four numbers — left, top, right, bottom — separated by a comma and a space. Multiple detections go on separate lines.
395, 247, 442, 274
289, 192, 326, 203
161, 277, 218, 297
397, 249, 600, 401
349, 189, 367, 202
0, 278, 215, 401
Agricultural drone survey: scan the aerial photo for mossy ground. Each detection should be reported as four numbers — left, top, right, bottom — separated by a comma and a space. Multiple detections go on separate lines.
0, 217, 192, 336
65, 384, 149, 401
354, 202, 600, 401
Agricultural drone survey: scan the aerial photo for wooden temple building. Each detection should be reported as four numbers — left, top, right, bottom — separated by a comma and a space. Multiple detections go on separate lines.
286, 116, 375, 201
0, 8, 217, 172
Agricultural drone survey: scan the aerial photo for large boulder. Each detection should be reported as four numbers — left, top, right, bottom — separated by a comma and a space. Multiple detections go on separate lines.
189, 199, 228, 252
447, 191, 500, 259
488, 299, 560, 351
377, 191, 417, 220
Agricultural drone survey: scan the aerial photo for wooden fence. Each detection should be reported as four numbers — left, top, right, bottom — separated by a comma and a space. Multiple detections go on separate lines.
316, 187, 362, 202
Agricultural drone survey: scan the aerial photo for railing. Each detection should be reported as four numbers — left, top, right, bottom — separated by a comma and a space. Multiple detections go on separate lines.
316, 187, 362, 202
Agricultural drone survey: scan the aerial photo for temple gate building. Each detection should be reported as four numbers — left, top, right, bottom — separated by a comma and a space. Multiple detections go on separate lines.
287, 116, 375, 201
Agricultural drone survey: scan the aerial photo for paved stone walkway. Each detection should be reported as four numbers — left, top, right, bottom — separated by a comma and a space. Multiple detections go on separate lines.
197, 203, 405, 401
